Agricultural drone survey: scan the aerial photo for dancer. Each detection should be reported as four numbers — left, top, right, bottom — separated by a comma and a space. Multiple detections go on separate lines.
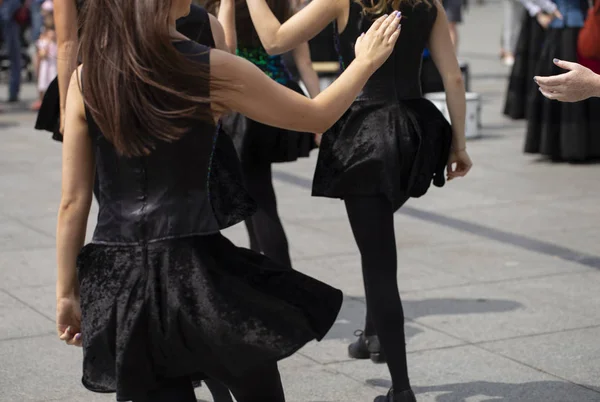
43, 2, 259, 401
56, 1, 401, 402
524, 0, 600, 161
36, 1, 230, 141
242, 0, 472, 400
205, 0, 321, 267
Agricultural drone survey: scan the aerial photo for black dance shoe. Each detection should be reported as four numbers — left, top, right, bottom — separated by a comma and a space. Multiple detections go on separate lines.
374, 388, 417, 402
348, 330, 386, 363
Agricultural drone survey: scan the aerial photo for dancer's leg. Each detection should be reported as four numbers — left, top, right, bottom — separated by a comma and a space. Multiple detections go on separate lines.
228, 363, 285, 402
242, 161, 292, 267
345, 195, 410, 391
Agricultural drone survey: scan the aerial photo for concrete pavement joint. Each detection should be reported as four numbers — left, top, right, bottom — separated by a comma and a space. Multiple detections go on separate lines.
273, 170, 600, 270
0, 288, 55, 324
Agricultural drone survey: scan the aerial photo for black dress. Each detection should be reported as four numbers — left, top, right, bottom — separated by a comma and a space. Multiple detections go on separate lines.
503, 15, 546, 120
312, 1, 452, 210
525, 23, 600, 161
35, 4, 215, 142
222, 45, 316, 164
77, 41, 343, 402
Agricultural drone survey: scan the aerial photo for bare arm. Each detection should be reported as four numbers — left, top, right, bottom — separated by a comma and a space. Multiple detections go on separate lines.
214, 0, 236, 53
245, 0, 347, 55
208, 14, 229, 52
56, 68, 94, 301
212, 13, 401, 132
293, 42, 321, 98
428, 1, 466, 152
54, 0, 79, 133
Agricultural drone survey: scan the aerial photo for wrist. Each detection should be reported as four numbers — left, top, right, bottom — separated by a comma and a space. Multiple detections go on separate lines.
592, 73, 600, 98
56, 284, 79, 300
353, 57, 376, 76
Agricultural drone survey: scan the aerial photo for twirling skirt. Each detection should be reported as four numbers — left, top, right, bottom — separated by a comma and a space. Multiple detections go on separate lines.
77, 234, 343, 401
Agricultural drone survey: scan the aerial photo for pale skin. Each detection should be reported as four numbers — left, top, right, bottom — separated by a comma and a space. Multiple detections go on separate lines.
216, 0, 322, 142
53, 0, 230, 135
535, 59, 600, 103
245, 0, 472, 180
56, 2, 401, 346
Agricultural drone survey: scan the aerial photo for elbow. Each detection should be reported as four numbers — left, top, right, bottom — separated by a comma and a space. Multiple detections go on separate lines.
444, 72, 465, 90
58, 194, 91, 217
263, 43, 285, 56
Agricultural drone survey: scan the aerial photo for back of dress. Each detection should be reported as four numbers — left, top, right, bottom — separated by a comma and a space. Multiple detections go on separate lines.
87, 41, 255, 245
337, 0, 438, 100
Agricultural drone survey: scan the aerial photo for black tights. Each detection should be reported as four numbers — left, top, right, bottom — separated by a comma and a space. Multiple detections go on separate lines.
242, 161, 292, 267
344, 195, 411, 392
134, 364, 285, 402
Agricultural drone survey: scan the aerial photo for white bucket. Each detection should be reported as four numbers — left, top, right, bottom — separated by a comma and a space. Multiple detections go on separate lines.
424, 92, 481, 139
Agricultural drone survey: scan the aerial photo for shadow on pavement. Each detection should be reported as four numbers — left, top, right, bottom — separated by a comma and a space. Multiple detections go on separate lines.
324, 297, 522, 341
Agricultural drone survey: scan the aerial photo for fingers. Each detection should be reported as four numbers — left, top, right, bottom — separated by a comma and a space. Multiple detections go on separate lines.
382, 11, 401, 39
554, 9, 563, 20
534, 73, 566, 87
58, 326, 83, 347
539, 86, 559, 101
370, 14, 388, 32
553, 58, 579, 72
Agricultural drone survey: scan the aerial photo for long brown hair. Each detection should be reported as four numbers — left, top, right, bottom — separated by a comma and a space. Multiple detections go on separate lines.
79, 0, 224, 157
356, 0, 431, 15
203, 0, 291, 47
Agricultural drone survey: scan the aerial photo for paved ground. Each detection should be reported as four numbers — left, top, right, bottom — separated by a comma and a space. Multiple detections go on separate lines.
1, 1, 600, 401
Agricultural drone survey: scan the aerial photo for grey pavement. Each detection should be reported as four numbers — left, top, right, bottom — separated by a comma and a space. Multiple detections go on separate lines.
1, 1, 600, 401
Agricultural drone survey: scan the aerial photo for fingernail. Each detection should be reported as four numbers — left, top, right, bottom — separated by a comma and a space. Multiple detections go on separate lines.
383, 14, 388, 17
66, 326, 71, 333
553, 58, 558, 63
75, 334, 81, 341
397, 24, 402, 30
396, 11, 402, 18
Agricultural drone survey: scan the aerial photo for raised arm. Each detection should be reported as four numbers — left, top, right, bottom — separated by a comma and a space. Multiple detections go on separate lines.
245, 0, 347, 55
208, 15, 230, 52
215, 0, 237, 53
54, 0, 79, 134
293, 42, 321, 99
213, 13, 401, 132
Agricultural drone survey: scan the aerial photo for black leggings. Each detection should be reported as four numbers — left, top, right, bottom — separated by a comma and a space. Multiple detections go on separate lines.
242, 161, 292, 267
133, 364, 285, 402
344, 195, 411, 392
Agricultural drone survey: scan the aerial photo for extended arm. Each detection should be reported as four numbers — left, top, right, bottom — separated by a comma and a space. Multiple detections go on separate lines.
215, 0, 236, 53
212, 13, 401, 132
245, 0, 347, 55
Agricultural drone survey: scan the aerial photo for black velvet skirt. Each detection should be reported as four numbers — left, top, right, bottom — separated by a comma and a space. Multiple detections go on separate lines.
312, 98, 452, 210
35, 77, 63, 142
222, 80, 316, 164
77, 234, 342, 401
525, 28, 600, 162
503, 15, 546, 120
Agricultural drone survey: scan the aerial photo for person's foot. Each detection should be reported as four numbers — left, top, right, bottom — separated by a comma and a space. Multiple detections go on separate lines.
348, 330, 386, 363
374, 388, 417, 402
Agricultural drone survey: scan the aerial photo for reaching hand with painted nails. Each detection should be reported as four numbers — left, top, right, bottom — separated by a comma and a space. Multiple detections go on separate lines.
534, 59, 600, 103
354, 12, 402, 70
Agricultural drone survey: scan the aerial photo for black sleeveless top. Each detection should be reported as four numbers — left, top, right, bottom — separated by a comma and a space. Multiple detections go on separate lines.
337, 1, 438, 101
177, 5, 215, 47
87, 41, 254, 245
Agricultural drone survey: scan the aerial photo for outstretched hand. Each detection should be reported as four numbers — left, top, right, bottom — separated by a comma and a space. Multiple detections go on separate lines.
534, 59, 600, 103
354, 11, 402, 71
